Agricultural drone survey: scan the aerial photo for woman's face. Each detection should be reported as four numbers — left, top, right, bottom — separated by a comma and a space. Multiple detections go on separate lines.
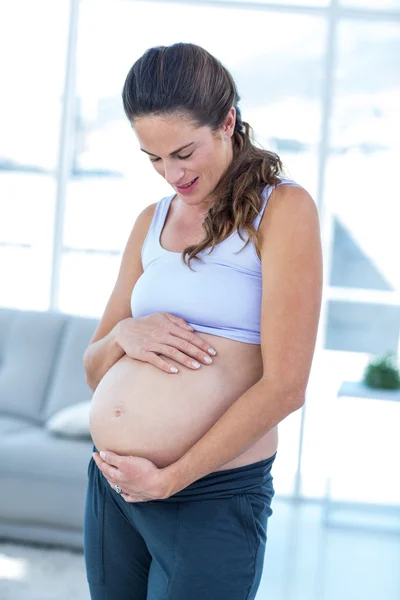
132, 109, 235, 210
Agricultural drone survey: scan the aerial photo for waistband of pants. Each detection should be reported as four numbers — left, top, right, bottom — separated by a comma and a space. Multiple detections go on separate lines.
155, 452, 277, 503
92, 444, 277, 503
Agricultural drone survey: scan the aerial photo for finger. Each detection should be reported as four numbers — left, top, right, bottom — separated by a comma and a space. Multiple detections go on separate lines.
150, 343, 203, 370
164, 313, 194, 331
123, 494, 146, 503
98, 450, 122, 469
94, 454, 122, 481
107, 479, 123, 492
140, 350, 180, 374
163, 334, 214, 365
167, 324, 217, 356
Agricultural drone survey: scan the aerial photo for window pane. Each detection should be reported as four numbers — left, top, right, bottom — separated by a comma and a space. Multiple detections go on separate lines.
0, 174, 55, 245
58, 251, 121, 317
0, 1, 68, 311
0, 244, 51, 311
219, 0, 329, 4
326, 301, 400, 354
324, 19, 400, 353
64, 178, 137, 252
0, 1, 69, 171
340, 0, 400, 9
0, 173, 55, 310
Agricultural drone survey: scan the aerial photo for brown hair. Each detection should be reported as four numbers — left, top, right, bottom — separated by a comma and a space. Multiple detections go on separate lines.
122, 42, 285, 267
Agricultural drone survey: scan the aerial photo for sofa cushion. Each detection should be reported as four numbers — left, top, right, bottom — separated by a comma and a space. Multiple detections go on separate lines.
42, 316, 98, 421
0, 308, 66, 423
0, 415, 34, 435
45, 400, 92, 439
0, 427, 93, 529
0, 426, 93, 480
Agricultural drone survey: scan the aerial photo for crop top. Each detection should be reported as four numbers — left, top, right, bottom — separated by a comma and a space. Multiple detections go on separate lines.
130, 178, 299, 344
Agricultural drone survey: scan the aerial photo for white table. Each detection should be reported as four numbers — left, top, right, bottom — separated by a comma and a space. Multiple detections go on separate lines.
322, 380, 400, 535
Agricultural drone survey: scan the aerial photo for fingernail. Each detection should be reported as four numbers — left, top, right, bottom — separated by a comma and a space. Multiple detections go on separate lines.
208, 348, 217, 356
204, 355, 212, 364
187, 325, 194, 330
170, 366, 178, 373
191, 361, 201, 369
100, 451, 106, 460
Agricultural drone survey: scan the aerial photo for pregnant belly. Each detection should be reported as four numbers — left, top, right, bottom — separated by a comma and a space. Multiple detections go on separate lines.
89, 333, 273, 469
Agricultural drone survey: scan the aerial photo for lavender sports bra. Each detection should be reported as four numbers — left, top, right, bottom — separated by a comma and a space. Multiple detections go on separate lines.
130, 178, 299, 344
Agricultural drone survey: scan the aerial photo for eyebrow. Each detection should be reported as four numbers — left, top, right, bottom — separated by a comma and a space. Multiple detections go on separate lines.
140, 142, 195, 157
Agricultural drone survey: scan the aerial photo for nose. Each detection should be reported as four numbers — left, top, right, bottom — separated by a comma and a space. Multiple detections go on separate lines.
163, 163, 185, 186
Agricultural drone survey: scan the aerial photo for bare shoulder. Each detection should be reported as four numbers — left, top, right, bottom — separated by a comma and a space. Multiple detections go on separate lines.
259, 183, 320, 252
263, 182, 318, 222
120, 201, 159, 259
135, 201, 158, 232
121, 200, 159, 268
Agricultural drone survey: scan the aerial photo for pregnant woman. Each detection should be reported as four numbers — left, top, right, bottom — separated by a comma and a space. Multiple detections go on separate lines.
83, 42, 322, 600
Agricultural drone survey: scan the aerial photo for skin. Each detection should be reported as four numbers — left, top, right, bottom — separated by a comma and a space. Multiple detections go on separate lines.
92, 107, 323, 502
93, 106, 238, 501
134, 107, 236, 216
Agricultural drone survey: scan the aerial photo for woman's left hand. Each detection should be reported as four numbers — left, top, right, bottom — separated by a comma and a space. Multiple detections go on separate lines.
92, 450, 172, 502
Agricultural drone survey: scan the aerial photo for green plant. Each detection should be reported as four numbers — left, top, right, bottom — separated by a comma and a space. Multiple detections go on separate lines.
363, 352, 400, 390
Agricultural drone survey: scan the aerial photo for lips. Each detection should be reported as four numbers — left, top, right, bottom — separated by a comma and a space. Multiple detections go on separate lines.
178, 177, 198, 189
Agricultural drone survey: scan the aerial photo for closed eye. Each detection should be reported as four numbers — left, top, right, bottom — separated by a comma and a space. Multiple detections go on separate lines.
150, 152, 193, 163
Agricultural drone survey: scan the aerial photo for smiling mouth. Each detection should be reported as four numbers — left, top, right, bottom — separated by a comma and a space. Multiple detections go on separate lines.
178, 177, 198, 188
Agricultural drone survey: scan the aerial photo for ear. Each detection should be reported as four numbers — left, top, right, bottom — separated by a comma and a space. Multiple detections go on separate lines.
223, 106, 236, 137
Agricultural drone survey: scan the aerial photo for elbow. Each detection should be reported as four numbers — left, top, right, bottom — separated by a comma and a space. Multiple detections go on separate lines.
83, 349, 96, 392
260, 377, 306, 409
85, 373, 96, 393
82, 344, 93, 371
284, 389, 306, 411
82, 348, 89, 374
82, 346, 91, 369
293, 393, 306, 409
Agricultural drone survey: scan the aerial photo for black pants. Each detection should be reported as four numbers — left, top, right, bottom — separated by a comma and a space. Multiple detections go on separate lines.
84, 448, 277, 600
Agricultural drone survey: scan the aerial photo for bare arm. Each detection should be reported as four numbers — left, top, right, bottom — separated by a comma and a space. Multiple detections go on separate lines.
82, 202, 157, 390
83, 325, 125, 392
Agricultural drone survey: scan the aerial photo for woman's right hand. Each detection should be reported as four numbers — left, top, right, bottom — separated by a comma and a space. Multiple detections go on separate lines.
115, 313, 217, 373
